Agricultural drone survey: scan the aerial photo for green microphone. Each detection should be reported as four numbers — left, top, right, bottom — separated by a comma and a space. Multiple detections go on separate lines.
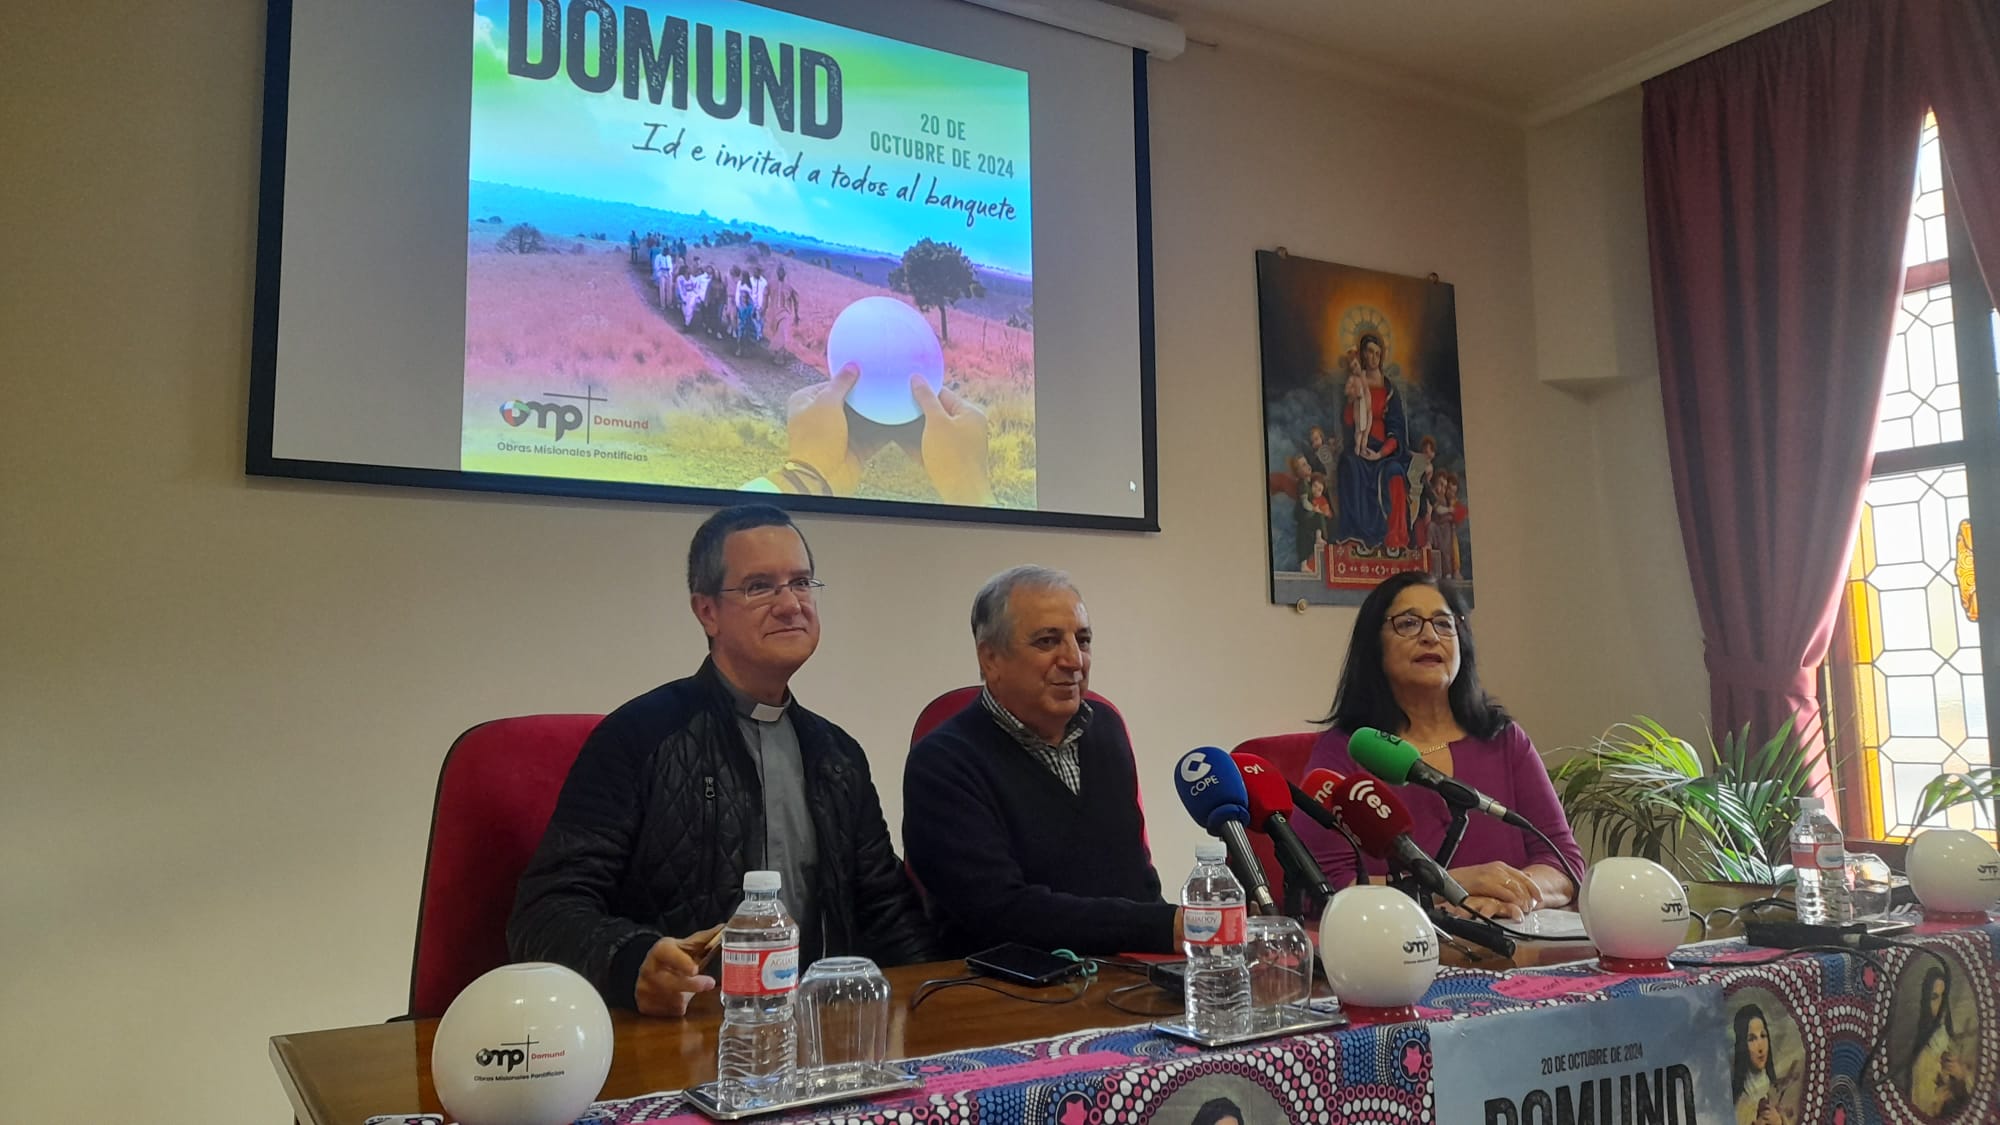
1348, 726, 1532, 829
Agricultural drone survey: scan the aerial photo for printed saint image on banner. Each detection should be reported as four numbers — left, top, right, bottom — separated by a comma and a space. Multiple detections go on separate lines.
460, 0, 1034, 506
1255, 252, 1471, 606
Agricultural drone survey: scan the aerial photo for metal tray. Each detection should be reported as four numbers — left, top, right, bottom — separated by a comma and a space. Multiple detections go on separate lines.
681, 1066, 923, 1121
1152, 1003, 1348, 1048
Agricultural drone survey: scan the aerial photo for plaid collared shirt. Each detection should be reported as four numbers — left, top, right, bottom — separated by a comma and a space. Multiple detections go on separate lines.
979, 686, 1091, 795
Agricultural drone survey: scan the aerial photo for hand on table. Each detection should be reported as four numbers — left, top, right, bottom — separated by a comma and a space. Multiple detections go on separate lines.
1448, 861, 1542, 921
634, 924, 724, 1018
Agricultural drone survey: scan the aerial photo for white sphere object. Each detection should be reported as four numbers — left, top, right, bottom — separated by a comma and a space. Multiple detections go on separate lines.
1319, 885, 1438, 1008
1906, 829, 2000, 916
825, 296, 945, 425
1578, 857, 1689, 967
431, 962, 614, 1125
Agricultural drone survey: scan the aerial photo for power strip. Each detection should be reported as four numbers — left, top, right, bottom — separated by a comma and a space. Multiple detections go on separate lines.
1742, 919, 1911, 951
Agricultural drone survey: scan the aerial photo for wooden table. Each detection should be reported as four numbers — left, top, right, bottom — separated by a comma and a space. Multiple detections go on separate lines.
271, 960, 1175, 1125
271, 932, 1608, 1125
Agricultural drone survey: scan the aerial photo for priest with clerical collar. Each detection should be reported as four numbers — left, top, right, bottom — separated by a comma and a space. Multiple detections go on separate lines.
509, 505, 936, 1017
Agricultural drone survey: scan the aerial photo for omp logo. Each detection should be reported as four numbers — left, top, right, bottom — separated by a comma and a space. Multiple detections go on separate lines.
1349, 779, 1392, 819
1402, 937, 1433, 957
475, 1037, 537, 1073
1660, 900, 1688, 917
1178, 753, 1220, 796
499, 387, 608, 442
1978, 862, 1999, 877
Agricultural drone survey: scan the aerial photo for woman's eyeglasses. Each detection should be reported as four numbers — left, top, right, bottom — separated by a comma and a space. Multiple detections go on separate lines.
1386, 611, 1458, 639
718, 577, 825, 603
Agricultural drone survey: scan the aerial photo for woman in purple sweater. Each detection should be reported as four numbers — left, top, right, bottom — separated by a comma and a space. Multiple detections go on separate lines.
1295, 572, 1584, 920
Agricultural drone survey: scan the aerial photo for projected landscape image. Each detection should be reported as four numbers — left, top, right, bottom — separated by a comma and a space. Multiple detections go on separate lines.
460, 0, 1036, 507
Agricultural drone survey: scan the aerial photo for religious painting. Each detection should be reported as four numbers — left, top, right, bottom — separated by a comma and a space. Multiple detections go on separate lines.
1724, 986, 1804, 1125
1884, 952, 1982, 1119
1255, 251, 1471, 607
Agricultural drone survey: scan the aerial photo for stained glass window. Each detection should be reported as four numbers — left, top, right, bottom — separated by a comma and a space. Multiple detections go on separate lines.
1837, 110, 1997, 842
1845, 468, 1989, 836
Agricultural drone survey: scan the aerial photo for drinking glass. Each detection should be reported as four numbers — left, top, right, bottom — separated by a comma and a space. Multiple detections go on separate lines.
796, 957, 890, 1090
1847, 852, 1893, 918
1245, 916, 1314, 1025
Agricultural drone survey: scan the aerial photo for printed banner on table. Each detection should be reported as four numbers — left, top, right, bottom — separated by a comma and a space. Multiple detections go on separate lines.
1429, 984, 1732, 1124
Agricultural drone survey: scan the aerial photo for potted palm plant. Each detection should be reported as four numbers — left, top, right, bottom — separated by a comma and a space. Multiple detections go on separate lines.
1546, 715, 1825, 886
1909, 768, 2000, 830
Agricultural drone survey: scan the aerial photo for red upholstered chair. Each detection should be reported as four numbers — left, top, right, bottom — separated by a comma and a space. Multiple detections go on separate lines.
407, 713, 602, 1018
1229, 733, 1320, 915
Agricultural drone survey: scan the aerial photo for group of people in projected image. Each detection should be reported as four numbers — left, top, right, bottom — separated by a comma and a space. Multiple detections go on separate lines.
1273, 331, 1466, 579
630, 229, 799, 357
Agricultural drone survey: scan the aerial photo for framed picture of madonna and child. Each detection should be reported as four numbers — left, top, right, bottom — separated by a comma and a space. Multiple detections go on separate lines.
1255, 250, 1473, 608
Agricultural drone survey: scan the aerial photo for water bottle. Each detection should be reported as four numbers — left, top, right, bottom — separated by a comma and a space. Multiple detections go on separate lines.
1789, 797, 1853, 925
1181, 840, 1250, 1038
716, 870, 800, 1107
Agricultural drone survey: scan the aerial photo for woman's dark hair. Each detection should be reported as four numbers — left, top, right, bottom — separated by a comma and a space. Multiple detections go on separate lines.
1730, 1004, 1769, 1101
1189, 1096, 1246, 1125
1320, 572, 1510, 738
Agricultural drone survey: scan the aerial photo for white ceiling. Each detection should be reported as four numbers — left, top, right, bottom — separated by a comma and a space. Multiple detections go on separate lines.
1114, 0, 1831, 124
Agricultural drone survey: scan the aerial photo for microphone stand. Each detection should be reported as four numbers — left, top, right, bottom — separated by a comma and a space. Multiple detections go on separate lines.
1386, 839, 1517, 959
1435, 806, 1471, 869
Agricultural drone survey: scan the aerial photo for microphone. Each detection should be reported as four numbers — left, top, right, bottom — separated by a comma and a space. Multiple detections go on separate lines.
1328, 775, 1472, 910
1297, 766, 1372, 864
1298, 767, 1348, 826
1172, 747, 1277, 913
1288, 768, 1346, 831
1348, 727, 1533, 830
1231, 752, 1335, 905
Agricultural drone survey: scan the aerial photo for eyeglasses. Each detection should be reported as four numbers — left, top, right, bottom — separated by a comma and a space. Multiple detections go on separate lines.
1386, 611, 1459, 639
717, 577, 825, 603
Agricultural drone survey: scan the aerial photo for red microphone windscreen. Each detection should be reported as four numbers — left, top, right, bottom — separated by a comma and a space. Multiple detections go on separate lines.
1230, 752, 1292, 830
1301, 767, 1347, 811
1332, 776, 1415, 857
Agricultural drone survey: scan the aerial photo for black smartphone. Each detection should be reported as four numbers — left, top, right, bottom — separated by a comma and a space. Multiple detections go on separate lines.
965, 943, 1084, 987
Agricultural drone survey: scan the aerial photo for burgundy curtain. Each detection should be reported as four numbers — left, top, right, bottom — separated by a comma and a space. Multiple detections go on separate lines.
1914, 0, 2000, 293
1643, 0, 1926, 760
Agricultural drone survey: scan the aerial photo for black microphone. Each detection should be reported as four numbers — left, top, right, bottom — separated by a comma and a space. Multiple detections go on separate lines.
1232, 751, 1335, 905
1328, 775, 1472, 910
1172, 747, 1277, 913
1348, 727, 1534, 830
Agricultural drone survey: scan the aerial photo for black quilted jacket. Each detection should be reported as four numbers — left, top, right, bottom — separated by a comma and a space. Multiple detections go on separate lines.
507, 659, 937, 1007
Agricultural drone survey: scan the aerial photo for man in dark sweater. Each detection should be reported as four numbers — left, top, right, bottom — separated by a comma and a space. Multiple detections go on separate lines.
903, 566, 1181, 956
509, 506, 934, 1016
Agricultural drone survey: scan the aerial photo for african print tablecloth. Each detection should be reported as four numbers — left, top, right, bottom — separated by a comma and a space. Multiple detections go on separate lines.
371, 921, 2000, 1125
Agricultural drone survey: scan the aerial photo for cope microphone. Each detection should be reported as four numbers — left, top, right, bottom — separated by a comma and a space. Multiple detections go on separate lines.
1348, 727, 1533, 830
1329, 775, 1472, 910
1231, 752, 1335, 905
1172, 747, 1277, 913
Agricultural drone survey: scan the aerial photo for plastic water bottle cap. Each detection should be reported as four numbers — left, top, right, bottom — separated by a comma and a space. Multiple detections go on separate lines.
1194, 840, 1226, 863
744, 870, 781, 893
1798, 796, 1824, 812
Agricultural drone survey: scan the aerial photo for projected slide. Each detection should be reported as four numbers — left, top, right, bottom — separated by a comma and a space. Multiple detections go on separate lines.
461, 0, 1034, 507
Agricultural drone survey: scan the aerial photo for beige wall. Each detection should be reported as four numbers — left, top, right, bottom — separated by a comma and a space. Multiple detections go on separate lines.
1, 5, 1702, 1123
